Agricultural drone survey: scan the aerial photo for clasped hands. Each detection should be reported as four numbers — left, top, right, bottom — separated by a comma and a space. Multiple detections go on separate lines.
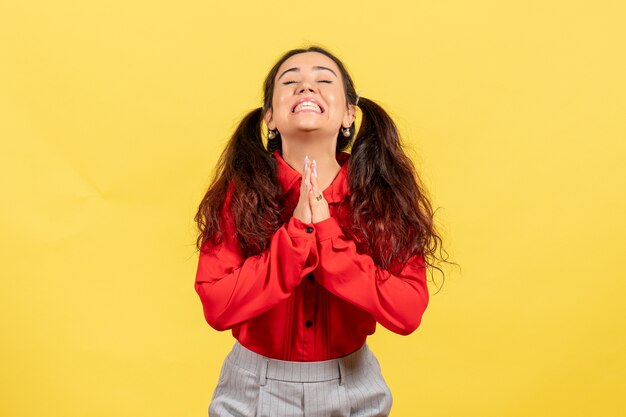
292, 155, 331, 225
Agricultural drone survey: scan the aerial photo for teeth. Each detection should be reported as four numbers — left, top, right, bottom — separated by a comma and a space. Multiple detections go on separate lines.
294, 101, 322, 113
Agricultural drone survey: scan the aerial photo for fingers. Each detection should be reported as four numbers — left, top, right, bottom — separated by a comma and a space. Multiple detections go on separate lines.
301, 156, 315, 205
309, 159, 319, 198
305, 157, 312, 192
301, 155, 310, 194
308, 159, 327, 207
308, 159, 330, 223
294, 156, 313, 223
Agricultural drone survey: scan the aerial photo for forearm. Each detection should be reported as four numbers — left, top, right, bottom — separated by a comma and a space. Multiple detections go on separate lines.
313, 216, 429, 335
195, 216, 318, 330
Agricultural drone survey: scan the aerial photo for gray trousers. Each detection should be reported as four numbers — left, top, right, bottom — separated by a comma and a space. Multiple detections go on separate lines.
209, 341, 393, 416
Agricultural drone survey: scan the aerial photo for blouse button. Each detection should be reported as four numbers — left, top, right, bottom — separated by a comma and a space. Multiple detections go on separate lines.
305, 227, 314, 233
305, 320, 313, 328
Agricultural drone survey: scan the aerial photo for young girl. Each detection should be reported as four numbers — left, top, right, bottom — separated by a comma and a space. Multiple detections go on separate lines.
194, 45, 446, 417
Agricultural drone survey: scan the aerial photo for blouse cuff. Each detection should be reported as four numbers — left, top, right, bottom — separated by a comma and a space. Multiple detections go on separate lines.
313, 216, 344, 241
287, 216, 317, 240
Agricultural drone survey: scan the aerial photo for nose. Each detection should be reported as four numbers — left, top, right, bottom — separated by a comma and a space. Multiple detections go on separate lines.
297, 79, 317, 94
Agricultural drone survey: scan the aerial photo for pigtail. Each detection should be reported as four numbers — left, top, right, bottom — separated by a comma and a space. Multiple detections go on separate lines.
346, 97, 442, 277
195, 107, 283, 256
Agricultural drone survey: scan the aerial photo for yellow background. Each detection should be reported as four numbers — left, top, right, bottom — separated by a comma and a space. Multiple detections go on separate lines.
1, 1, 625, 416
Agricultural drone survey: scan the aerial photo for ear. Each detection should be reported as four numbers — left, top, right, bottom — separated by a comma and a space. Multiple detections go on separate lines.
264, 108, 275, 130
342, 104, 356, 128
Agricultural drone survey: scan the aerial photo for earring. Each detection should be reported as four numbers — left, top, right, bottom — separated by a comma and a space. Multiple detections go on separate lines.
342, 127, 351, 137
268, 129, 277, 139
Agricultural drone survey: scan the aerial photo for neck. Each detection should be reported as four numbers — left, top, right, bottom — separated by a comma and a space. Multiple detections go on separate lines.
281, 137, 341, 176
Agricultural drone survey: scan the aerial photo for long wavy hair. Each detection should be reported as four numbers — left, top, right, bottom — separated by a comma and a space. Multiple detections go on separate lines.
195, 45, 453, 290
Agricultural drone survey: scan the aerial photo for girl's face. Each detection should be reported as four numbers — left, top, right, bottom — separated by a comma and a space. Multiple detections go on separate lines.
264, 52, 355, 140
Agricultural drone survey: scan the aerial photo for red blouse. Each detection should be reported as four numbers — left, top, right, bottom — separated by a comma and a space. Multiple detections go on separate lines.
194, 149, 429, 361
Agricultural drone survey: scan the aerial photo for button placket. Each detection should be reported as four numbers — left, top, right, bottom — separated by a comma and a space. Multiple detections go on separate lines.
303, 274, 317, 334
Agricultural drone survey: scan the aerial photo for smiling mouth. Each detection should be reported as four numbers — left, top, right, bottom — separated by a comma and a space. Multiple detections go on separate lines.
292, 101, 324, 113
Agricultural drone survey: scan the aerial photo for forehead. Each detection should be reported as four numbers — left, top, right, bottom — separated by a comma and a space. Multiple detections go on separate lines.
276, 52, 341, 78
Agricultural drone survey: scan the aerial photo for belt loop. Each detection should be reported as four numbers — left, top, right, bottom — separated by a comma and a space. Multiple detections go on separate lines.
338, 359, 345, 386
259, 360, 268, 386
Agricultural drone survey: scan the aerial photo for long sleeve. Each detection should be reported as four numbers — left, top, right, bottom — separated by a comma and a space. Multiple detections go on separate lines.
194, 188, 319, 331
313, 215, 429, 336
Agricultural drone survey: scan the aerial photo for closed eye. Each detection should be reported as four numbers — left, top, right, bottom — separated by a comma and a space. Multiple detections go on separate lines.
282, 80, 333, 85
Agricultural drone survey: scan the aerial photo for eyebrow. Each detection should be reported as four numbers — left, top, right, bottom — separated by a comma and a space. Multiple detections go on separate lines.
278, 66, 338, 80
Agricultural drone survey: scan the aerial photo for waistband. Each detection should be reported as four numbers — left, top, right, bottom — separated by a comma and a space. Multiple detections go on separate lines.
226, 341, 372, 386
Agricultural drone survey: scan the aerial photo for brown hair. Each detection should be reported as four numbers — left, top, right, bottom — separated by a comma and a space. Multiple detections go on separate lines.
194, 45, 454, 291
